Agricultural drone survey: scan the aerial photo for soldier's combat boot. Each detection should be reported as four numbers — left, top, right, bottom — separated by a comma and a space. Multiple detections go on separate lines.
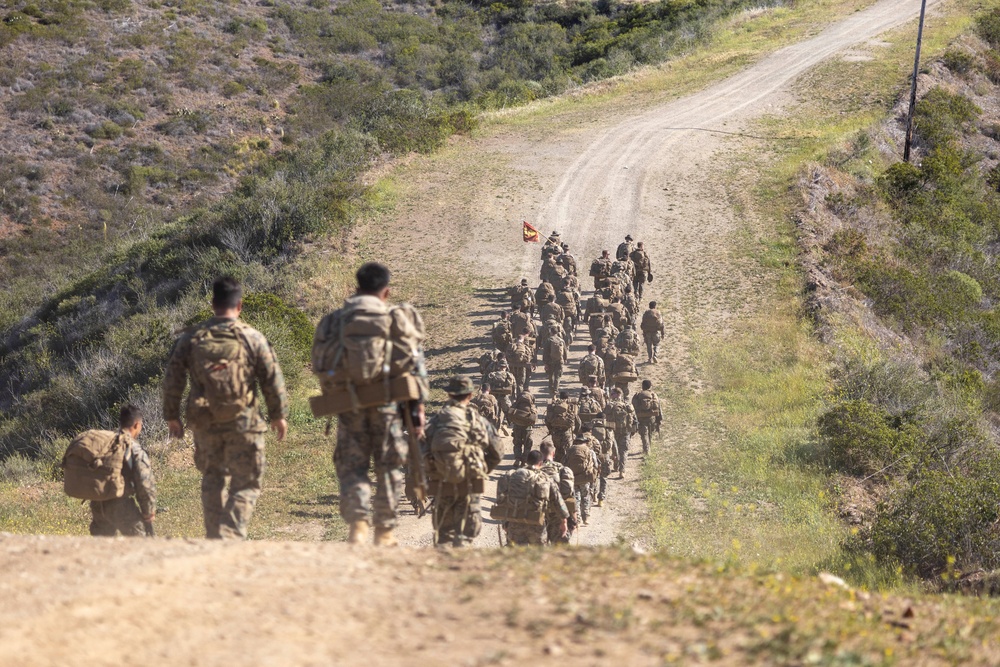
348, 520, 369, 545
374, 526, 398, 547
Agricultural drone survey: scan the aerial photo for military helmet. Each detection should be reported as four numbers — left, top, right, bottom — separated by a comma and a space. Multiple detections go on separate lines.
445, 375, 475, 396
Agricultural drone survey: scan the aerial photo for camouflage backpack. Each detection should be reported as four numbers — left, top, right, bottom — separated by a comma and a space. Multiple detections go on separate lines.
509, 341, 533, 367
491, 468, 547, 525
547, 399, 576, 429
578, 394, 602, 422
605, 401, 632, 430
312, 297, 424, 391
62, 430, 127, 501
633, 392, 659, 420
546, 337, 565, 365
486, 370, 515, 395
564, 442, 597, 484
430, 407, 489, 487
617, 328, 641, 356
579, 355, 602, 381
189, 322, 254, 425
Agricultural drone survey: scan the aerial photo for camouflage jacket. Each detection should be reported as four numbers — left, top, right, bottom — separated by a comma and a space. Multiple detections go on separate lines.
632, 390, 663, 422
470, 392, 501, 426
163, 316, 288, 433
540, 460, 574, 517
630, 248, 651, 273
121, 432, 156, 517
603, 399, 636, 434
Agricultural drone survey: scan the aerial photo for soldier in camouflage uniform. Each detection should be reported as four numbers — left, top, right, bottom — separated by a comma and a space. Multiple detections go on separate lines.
88, 404, 156, 537
492, 311, 512, 352
631, 379, 663, 455
510, 388, 538, 466
504, 450, 568, 546
641, 301, 666, 364
164, 276, 288, 540
590, 415, 615, 506
470, 382, 502, 431
603, 387, 636, 477
539, 439, 576, 544
630, 241, 652, 298
428, 376, 501, 547
545, 390, 579, 463
312, 263, 427, 546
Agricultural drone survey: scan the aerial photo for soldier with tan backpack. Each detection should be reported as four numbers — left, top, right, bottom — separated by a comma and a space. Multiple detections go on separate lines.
63, 404, 156, 537
492, 450, 568, 546
308, 263, 429, 546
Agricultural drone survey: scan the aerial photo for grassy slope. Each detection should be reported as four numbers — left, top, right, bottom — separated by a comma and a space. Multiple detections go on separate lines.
640, 0, 979, 583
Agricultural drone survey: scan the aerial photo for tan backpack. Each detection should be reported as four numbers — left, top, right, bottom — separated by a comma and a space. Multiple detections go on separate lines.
564, 443, 597, 484
189, 322, 254, 425
547, 399, 576, 429
62, 430, 128, 501
633, 392, 659, 420
490, 468, 547, 525
312, 297, 424, 389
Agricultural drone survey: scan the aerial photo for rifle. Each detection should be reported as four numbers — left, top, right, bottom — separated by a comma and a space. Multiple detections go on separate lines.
401, 401, 429, 508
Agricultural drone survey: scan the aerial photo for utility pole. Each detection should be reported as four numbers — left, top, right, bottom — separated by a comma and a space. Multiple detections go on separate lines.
903, 0, 929, 162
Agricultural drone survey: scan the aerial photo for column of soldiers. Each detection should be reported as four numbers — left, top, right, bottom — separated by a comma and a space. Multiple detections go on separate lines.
62, 251, 665, 550
477, 232, 667, 546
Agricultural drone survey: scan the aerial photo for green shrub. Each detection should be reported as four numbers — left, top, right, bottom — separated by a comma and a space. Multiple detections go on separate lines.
818, 400, 922, 478
865, 455, 1000, 578
975, 5, 1000, 49
913, 87, 981, 150
941, 48, 976, 75
86, 121, 123, 140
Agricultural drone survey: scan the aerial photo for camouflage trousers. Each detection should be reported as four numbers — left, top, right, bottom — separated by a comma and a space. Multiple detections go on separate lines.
547, 512, 569, 544
90, 496, 145, 537
545, 363, 563, 394
633, 278, 646, 299
644, 332, 662, 363
334, 405, 407, 530
194, 429, 266, 540
512, 424, 533, 463
638, 420, 655, 454
433, 493, 481, 547
574, 482, 592, 523
614, 429, 630, 474
551, 428, 573, 463
511, 366, 530, 395
506, 521, 546, 546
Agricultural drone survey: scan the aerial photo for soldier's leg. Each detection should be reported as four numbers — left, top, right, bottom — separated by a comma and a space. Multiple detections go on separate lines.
433, 494, 458, 545
371, 406, 407, 531
598, 470, 608, 501
652, 333, 661, 363
639, 422, 652, 454
575, 484, 591, 524
219, 431, 266, 540
109, 496, 146, 537
89, 500, 116, 537
334, 410, 377, 526
460, 494, 481, 546
616, 431, 628, 474
645, 337, 654, 363
194, 431, 227, 539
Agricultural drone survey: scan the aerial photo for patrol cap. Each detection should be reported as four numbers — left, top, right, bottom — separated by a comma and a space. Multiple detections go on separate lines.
574, 434, 588, 443
445, 375, 475, 396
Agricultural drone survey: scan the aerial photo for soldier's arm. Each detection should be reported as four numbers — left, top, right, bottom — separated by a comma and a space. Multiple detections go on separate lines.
162, 335, 191, 422
128, 440, 156, 519
252, 334, 289, 422
551, 483, 569, 519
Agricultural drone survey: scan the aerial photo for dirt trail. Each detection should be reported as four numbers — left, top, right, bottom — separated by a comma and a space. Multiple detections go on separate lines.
384, 0, 937, 550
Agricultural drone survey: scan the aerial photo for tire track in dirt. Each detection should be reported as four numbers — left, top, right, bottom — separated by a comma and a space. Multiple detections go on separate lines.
384, 0, 936, 549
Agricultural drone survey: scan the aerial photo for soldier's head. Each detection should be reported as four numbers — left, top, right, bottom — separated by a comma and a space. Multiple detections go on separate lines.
482, 383, 492, 394
637, 241, 644, 249
642, 379, 652, 390
580, 387, 590, 397
558, 390, 569, 400
624, 285, 632, 294
526, 450, 544, 468
649, 301, 657, 309
521, 278, 528, 285
357, 263, 392, 300
212, 276, 243, 316
625, 234, 633, 242
500, 311, 509, 320
119, 404, 143, 438
587, 375, 599, 387
588, 344, 596, 353
445, 375, 475, 403
610, 387, 622, 399
581, 423, 592, 434
562, 243, 569, 251
498, 357, 509, 368
604, 314, 612, 323
539, 441, 555, 462
601, 250, 609, 258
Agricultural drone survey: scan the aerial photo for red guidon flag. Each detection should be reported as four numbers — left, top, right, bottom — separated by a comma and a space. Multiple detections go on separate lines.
522, 221, 540, 243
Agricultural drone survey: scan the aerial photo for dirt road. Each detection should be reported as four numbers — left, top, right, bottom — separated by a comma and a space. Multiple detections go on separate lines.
384, 0, 938, 550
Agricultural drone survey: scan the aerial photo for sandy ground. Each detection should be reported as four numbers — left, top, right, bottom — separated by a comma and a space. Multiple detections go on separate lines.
1, 1, 943, 663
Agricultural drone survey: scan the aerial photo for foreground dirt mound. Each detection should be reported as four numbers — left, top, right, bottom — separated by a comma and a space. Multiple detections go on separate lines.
1, 534, 998, 666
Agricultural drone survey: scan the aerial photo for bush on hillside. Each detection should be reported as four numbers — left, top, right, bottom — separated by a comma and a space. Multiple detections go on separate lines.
818, 399, 922, 478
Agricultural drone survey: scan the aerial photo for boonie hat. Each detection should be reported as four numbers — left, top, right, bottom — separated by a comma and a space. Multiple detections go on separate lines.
445, 375, 475, 396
